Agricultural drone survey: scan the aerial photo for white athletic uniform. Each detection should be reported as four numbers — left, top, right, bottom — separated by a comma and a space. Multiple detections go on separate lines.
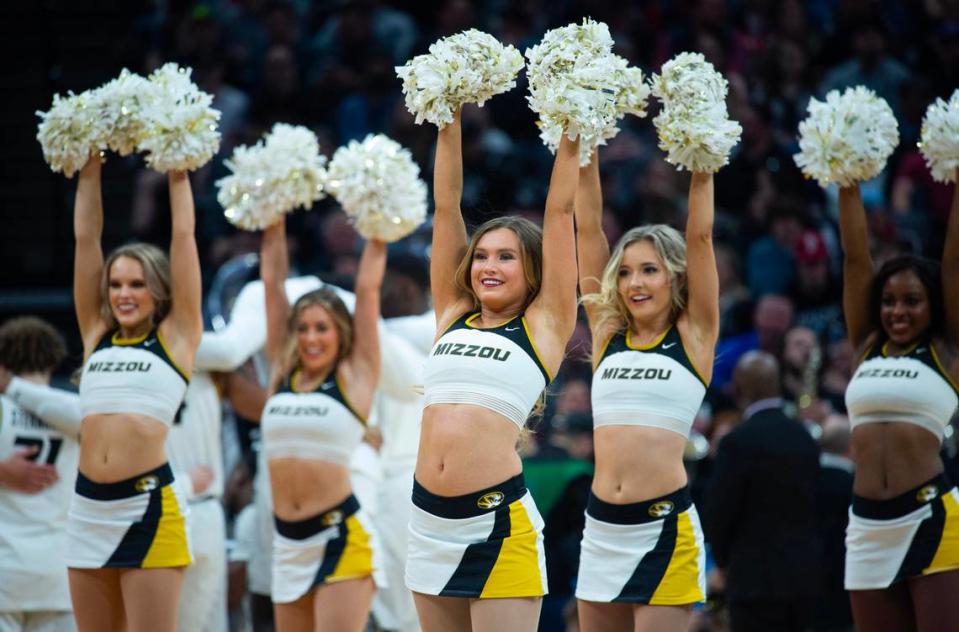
370, 313, 433, 632
407, 312, 551, 598
576, 326, 708, 605
167, 371, 228, 632
0, 379, 80, 632
844, 338, 959, 589
67, 328, 192, 571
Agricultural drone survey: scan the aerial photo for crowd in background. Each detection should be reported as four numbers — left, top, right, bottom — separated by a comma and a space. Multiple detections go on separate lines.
12, 1, 959, 631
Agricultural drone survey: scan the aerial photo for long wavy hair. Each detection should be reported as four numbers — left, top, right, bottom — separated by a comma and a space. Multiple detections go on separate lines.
581, 225, 688, 334
454, 216, 544, 312
99, 243, 172, 329
284, 288, 354, 374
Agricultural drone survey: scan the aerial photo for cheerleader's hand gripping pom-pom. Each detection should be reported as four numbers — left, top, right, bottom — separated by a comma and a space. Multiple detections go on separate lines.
525, 19, 649, 165
36, 89, 106, 178
95, 69, 154, 157
793, 86, 899, 188
650, 52, 742, 173
326, 134, 427, 242
137, 63, 221, 172
217, 123, 328, 231
395, 29, 525, 128
919, 89, 959, 183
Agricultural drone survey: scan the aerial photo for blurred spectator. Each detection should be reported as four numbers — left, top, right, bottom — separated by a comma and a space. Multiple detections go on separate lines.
745, 200, 803, 296
706, 351, 820, 632
792, 229, 843, 341
523, 412, 593, 632
814, 415, 855, 632
716, 242, 751, 338
249, 44, 309, 128
712, 294, 795, 390
780, 326, 817, 395
819, 20, 909, 115
551, 376, 591, 418
821, 338, 854, 414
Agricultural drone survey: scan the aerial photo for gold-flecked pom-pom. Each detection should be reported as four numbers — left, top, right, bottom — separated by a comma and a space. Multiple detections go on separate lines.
217, 123, 328, 230
326, 134, 427, 242
36, 90, 105, 177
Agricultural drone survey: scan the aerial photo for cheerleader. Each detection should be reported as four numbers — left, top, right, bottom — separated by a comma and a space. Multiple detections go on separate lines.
574, 153, 717, 631
258, 214, 387, 632
839, 180, 959, 632
66, 156, 202, 632
405, 108, 580, 631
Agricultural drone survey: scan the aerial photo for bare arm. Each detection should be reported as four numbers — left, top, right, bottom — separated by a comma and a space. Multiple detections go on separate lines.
574, 151, 610, 312
529, 133, 581, 353
260, 220, 291, 374
348, 239, 387, 385
219, 369, 268, 422
942, 169, 959, 345
430, 110, 470, 323
838, 185, 875, 348
162, 172, 204, 356
684, 172, 720, 348
73, 157, 106, 346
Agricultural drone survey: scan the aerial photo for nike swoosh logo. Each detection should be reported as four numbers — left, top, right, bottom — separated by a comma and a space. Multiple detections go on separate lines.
916, 348, 926, 354
321, 382, 335, 390
662, 342, 676, 349
505, 326, 520, 332
144, 339, 155, 347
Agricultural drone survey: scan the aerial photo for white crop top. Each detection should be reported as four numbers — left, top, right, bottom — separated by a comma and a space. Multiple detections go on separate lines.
846, 338, 959, 442
261, 367, 366, 466
592, 326, 708, 437
423, 312, 552, 428
80, 329, 189, 427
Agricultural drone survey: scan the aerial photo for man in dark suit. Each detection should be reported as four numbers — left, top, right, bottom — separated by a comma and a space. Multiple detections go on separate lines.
705, 351, 821, 632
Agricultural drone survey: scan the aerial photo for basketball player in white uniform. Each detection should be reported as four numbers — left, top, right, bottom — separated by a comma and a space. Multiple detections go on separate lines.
167, 368, 265, 632
0, 317, 79, 632
5, 340, 264, 632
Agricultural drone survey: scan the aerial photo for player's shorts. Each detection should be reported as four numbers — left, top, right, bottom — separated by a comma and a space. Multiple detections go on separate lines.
65, 463, 191, 569
405, 474, 548, 598
575, 486, 706, 605
845, 473, 959, 590
271, 494, 383, 604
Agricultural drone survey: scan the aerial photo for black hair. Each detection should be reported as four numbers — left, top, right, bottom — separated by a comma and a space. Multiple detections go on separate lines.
869, 255, 943, 337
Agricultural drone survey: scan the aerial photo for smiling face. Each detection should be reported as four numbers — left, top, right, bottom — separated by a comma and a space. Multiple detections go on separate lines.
108, 256, 156, 332
294, 304, 341, 374
470, 228, 528, 313
880, 269, 932, 346
617, 240, 673, 324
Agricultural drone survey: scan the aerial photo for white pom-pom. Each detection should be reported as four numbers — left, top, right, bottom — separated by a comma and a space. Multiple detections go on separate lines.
94, 69, 154, 157
217, 124, 328, 231
919, 90, 959, 183
326, 134, 427, 242
650, 52, 742, 173
138, 63, 221, 172
537, 53, 651, 165
525, 19, 649, 165
793, 86, 899, 187
396, 29, 525, 128
36, 89, 105, 178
